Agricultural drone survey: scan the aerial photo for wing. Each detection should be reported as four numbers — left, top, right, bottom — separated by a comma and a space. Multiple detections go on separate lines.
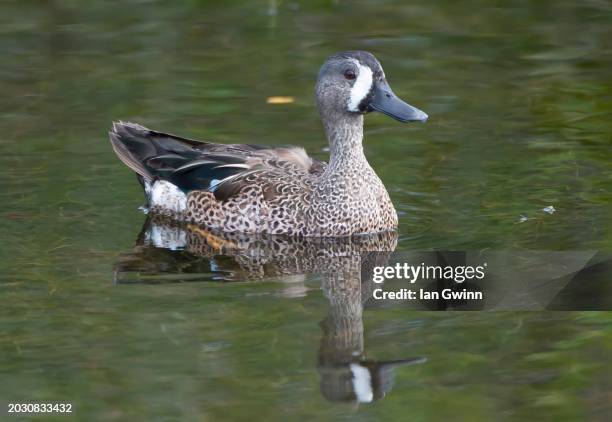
109, 121, 327, 201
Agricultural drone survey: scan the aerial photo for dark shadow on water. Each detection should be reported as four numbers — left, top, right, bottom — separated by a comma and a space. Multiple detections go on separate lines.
114, 216, 427, 404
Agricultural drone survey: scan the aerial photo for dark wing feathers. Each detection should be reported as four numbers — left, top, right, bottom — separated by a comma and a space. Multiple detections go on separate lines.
109, 121, 326, 201
109, 130, 154, 180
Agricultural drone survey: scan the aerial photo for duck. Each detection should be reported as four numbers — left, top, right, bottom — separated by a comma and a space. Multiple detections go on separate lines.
109, 50, 427, 237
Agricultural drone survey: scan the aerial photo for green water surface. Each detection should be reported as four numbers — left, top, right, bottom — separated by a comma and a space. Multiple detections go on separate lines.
1, 1, 611, 420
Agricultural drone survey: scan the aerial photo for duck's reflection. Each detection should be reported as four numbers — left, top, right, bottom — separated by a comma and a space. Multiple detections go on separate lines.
114, 216, 426, 403
318, 253, 426, 402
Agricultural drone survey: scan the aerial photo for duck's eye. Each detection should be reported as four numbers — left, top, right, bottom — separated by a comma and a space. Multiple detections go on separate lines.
343, 69, 356, 80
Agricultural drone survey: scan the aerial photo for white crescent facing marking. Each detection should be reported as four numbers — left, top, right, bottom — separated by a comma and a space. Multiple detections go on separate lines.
347, 59, 373, 112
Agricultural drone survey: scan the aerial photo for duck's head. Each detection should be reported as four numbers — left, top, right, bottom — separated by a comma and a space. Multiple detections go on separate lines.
316, 51, 427, 124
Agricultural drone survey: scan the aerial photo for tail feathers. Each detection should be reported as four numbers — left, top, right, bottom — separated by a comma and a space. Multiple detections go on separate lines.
109, 126, 154, 181
108, 121, 257, 199
109, 121, 205, 182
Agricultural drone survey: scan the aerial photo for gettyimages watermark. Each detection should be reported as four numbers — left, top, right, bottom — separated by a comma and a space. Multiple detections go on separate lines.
364, 251, 612, 310
372, 262, 487, 301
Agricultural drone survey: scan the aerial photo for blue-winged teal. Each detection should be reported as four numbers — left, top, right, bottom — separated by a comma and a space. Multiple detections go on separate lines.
110, 51, 427, 236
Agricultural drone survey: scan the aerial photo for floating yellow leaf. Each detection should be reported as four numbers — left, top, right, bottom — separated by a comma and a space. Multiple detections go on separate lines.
267, 96, 295, 104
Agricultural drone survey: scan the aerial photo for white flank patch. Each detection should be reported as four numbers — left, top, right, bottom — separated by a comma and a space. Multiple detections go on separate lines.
145, 223, 187, 251
149, 180, 187, 213
347, 59, 373, 112
350, 363, 374, 403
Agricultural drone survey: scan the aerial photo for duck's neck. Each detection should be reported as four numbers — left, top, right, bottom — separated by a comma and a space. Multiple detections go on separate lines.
323, 114, 368, 169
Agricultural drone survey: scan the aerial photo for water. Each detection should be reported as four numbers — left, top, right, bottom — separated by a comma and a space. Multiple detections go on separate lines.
1, 1, 611, 420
